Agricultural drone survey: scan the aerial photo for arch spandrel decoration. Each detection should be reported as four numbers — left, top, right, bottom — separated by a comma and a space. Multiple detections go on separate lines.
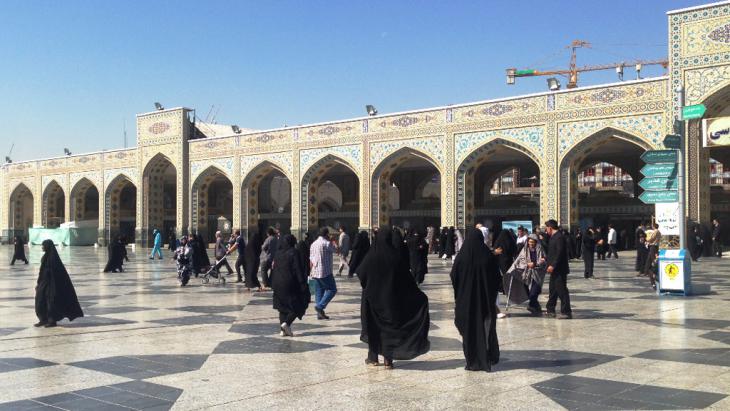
70, 171, 102, 193
558, 113, 665, 162
454, 127, 545, 169
104, 167, 139, 188
369, 136, 445, 173
241, 152, 294, 181
299, 153, 360, 231
686, 65, 730, 105
455, 137, 543, 228
681, 15, 730, 58
299, 145, 362, 179
41, 174, 67, 194
8, 177, 37, 200
191, 157, 234, 183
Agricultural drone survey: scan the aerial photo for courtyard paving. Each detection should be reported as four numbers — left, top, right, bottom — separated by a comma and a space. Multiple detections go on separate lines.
1, 245, 729, 410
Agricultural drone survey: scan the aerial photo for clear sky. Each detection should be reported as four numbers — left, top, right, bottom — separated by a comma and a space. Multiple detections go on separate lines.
0, 0, 707, 161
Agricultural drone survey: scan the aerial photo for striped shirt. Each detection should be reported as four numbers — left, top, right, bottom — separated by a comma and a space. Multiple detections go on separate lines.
309, 236, 336, 278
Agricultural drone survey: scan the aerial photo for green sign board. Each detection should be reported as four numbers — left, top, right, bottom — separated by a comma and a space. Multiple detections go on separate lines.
514, 69, 536, 76
641, 150, 678, 164
641, 163, 678, 178
663, 134, 681, 149
682, 104, 706, 120
639, 177, 678, 191
639, 190, 679, 204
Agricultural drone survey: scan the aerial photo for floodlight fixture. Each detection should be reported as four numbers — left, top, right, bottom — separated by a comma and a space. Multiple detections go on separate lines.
4, 156, 11, 163
635, 63, 642, 80
616, 64, 624, 81
154, 102, 164, 111
231, 125, 242, 134
63, 148, 72, 156
366, 105, 378, 116
547, 77, 561, 91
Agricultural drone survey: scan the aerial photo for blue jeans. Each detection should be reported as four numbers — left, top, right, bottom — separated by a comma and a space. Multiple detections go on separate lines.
150, 245, 163, 259
314, 275, 337, 310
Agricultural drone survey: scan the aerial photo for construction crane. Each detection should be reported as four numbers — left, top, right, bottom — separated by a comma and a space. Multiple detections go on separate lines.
506, 40, 668, 89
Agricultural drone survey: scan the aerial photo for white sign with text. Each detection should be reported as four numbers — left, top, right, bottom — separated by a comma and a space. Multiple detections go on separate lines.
655, 202, 680, 236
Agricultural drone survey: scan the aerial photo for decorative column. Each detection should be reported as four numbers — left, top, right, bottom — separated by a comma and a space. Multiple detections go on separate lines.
232, 154, 242, 233
441, 132, 456, 227
686, 120, 711, 224
543, 121, 561, 227
360, 140, 370, 231
290, 149, 301, 237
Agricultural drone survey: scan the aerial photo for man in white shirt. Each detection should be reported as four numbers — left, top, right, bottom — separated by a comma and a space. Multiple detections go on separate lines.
516, 226, 528, 251
607, 224, 618, 259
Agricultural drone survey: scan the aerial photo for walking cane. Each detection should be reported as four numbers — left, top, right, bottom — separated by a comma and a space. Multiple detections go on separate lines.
504, 272, 514, 313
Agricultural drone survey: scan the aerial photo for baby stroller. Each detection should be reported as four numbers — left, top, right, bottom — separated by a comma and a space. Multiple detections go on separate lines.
201, 252, 230, 285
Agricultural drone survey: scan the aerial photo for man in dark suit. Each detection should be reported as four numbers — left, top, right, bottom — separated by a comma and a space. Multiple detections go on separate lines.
544, 219, 572, 319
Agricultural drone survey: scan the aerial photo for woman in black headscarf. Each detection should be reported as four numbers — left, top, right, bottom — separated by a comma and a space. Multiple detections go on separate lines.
494, 229, 517, 275
296, 232, 313, 277
11, 236, 28, 265
444, 227, 456, 258
244, 232, 263, 291
450, 229, 500, 372
103, 236, 127, 273
392, 228, 410, 271
348, 231, 370, 277
197, 234, 211, 269
271, 234, 310, 336
34, 240, 84, 328
358, 228, 430, 368
439, 227, 448, 258
407, 230, 428, 285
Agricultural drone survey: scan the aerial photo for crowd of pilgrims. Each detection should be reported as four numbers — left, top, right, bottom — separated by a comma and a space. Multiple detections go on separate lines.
23, 216, 721, 370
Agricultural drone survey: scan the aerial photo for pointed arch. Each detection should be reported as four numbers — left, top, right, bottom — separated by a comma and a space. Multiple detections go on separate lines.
8, 183, 34, 240
142, 152, 177, 244
191, 166, 233, 241
241, 160, 292, 234
105, 174, 137, 243
42, 180, 65, 227
69, 177, 100, 222
300, 154, 360, 231
456, 138, 542, 228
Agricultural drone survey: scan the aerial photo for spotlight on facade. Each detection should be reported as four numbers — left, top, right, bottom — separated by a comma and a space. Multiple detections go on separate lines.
63, 148, 72, 156
616, 64, 624, 81
154, 102, 164, 111
231, 125, 242, 134
547, 77, 561, 91
635, 63, 642, 80
366, 105, 378, 116
4, 156, 11, 163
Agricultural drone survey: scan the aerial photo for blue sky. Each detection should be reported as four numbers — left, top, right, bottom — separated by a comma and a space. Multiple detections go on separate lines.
0, 0, 706, 161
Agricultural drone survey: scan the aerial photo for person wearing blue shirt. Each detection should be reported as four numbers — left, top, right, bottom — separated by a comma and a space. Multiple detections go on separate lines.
150, 228, 163, 260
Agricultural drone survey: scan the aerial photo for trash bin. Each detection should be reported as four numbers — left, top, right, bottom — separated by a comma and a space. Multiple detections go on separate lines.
657, 249, 692, 295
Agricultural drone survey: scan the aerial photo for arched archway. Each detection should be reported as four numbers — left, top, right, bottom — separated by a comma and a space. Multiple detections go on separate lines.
70, 178, 99, 229
301, 155, 359, 232
560, 128, 651, 236
242, 162, 292, 235
191, 167, 233, 244
371, 148, 441, 229
457, 140, 540, 230
143, 154, 177, 244
8, 183, 34, 240
105, 174, 137, 243
42, 180, 65, 228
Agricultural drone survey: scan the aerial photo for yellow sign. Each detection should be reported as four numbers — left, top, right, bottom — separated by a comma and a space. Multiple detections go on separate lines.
664, 263, 679, 280
703, 116, 730, 147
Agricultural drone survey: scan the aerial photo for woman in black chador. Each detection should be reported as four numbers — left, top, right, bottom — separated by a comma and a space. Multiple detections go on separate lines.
348, 231, 370, 277
444, 227, 456, 258
11, 236, 28, 265
450, 229, 500, 372
407, 230, 428, 285
296, 232, 313, 277
438, 227, 448, 258
271, 235, 310, 337
244, 232, 263, 291
392, 228, 410, 271
357, 228, 430, 369
34, 240, 84, 328
103, 236, 128, 273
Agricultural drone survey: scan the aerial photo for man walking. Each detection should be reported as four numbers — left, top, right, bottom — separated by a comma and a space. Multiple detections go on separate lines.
310, 227, 338, 320
228, 230, 246, 282
607, 223, 619, 259
713, 219, 723, 257
150, 228, 163, 260
336, 226, 351, 276
259, 228, 278, 288
544, 220, 572, 319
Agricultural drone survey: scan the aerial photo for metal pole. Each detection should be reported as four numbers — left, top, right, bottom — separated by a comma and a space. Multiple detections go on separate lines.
676, 86, 687, 250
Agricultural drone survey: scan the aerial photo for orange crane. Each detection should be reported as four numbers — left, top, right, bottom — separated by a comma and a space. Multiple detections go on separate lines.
506, 40, 668, 89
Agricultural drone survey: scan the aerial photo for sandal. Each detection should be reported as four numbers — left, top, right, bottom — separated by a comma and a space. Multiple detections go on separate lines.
365, 358, 380, 367
383, 359, 394, 369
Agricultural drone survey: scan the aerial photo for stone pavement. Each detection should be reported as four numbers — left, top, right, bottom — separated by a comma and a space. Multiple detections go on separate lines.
1, 245, 729, 410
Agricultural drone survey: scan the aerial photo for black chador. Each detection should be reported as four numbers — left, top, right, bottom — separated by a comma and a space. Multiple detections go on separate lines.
348, 231, 370, 277
244, 232, 263, 290
271, 235, 310, 334
407, 231, 428, 284
11, 236, 28, 265
103, 236, 128, 273
450, 229, 501, 372
358, 228, 430, 367
34, 240, 84, 328
444, 227, 456, 257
